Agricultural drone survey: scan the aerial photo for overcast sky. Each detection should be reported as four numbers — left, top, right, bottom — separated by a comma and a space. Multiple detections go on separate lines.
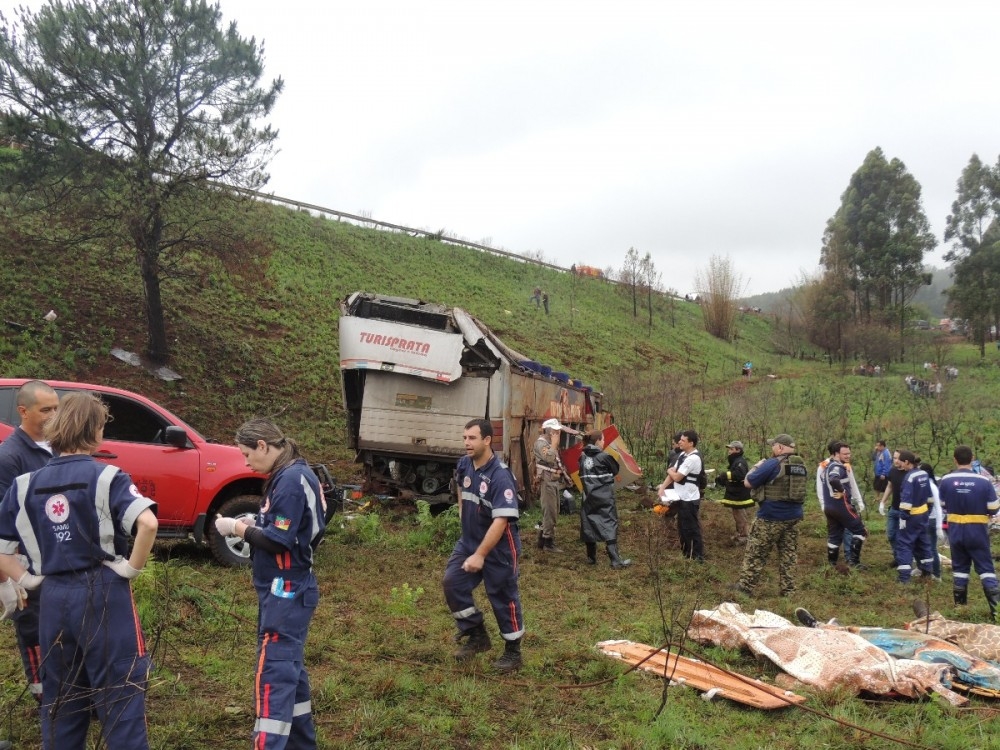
20, 0, 1000, 296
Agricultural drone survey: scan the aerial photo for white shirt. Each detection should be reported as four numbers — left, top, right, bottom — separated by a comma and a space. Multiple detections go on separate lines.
673, 451, 702, 502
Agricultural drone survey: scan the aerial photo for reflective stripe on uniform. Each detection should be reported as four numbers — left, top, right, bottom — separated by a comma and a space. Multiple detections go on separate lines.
14, 475, 40, 566
96, 464, 119, 557
452, 605, 478, 620
301, 474, 322, 560
948, 514, 990, 524
254, 717, 292, 736
461, 490, 492, 510
293, 700, 311, 717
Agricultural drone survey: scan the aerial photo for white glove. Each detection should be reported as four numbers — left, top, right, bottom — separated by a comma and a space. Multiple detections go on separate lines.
878, 501, 886, 516
235, 512, 257, 528
0, 578, 25, 620
855, 496, 866, 513
102, 558, 142, 579
17, 571, 45, 590
214, 516, 238, 537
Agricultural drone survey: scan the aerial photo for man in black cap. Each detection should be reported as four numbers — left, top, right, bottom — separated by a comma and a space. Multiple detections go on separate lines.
716, 440, 752, 545
731, 434, 808, 597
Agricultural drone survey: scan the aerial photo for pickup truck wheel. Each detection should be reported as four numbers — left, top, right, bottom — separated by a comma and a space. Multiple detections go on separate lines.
209, 495, 261, 567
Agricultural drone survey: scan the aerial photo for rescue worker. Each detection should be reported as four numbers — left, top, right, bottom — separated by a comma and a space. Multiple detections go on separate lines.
821, 442, 868, 568
716, 440, 752, 545
732, 434, 807, 598
579, 430, 630, 568
0, 392, 158, 750
216, 418, 326, 749
896, 450, 935, 584
444, 419, 525, 672
938, 445, 1000, 618
533, 418, 565, 553
0, 380, 59, 730
816, 439, 866, 558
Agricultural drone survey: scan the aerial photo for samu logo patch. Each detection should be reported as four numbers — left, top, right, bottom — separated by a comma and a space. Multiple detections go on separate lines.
45, 494, 70, 523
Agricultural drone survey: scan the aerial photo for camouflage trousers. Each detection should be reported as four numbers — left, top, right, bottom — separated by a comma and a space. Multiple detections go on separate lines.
738, 517, 800, 596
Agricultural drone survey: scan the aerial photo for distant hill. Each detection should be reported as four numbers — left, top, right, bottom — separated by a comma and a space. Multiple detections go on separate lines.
739, 265, 952, 319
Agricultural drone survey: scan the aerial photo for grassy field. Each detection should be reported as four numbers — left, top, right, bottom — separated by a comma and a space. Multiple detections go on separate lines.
3, 197, 1000, 747
2, 497, 997, 749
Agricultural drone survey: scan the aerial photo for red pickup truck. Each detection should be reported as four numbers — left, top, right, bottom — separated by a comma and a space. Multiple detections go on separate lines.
0, 378, 335, 567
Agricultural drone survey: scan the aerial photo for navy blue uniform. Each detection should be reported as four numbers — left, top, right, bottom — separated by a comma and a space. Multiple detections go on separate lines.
938, 469, 1000, 598
251, 459, 325, 750
0, 427, 54, 702
897, 467, 934, 583
443, 453, 524, 641
0, 455, 155, 750
822, 459, 867, 562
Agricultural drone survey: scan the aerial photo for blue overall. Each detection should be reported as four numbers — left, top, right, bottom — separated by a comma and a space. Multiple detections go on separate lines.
0, 455, 156, 750
938, 469, 1000, 596
251, 460, 324, 750
897, 467, 934, 583
443, 453, 524, 641
822, 459, 867, 557
0, 426, 55, 702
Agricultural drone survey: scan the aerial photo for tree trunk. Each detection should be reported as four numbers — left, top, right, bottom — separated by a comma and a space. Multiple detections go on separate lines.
139, 246, 169, 365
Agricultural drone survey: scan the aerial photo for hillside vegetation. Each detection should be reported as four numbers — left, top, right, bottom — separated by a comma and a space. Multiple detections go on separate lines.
1, 199, 775, 473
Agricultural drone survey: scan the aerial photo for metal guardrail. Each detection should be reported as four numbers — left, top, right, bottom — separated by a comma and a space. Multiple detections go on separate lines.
229, 184, 569, 273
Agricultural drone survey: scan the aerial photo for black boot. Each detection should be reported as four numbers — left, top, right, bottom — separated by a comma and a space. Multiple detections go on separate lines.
827, 546, 839, 566
606, 542, 631, 569
493, 637, 523, 673
536, 530, 545, 550
847, 537, 866, 569
954, 588, 968, 606
544, 535, 562, 553
454, 624, 492, 662
795, 607, 819, 628
986, 587, 1000, 622
585, 542, 597, 564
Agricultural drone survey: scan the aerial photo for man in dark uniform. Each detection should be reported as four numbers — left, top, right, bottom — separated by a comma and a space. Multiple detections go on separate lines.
444, 419, 525, 673
0, 380, 59, 749
896, 450, 934, 584
939, 445, 1000, 619
822, 442, 868, 568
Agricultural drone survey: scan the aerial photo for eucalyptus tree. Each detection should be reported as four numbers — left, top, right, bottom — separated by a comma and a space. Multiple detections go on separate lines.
0, 0, 282, 364
944, 154, 1000, 357
820, 148, 934, 355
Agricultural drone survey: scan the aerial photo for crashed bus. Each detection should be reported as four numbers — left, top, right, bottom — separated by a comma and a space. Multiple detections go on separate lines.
338, 292, 640, 502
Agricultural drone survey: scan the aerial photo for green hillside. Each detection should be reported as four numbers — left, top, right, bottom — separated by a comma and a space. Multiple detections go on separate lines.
0, 200, 776, 472
3, 198, 999, 481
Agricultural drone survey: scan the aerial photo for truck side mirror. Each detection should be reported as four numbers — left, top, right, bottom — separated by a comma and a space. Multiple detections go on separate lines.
164, 425, 190, 448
